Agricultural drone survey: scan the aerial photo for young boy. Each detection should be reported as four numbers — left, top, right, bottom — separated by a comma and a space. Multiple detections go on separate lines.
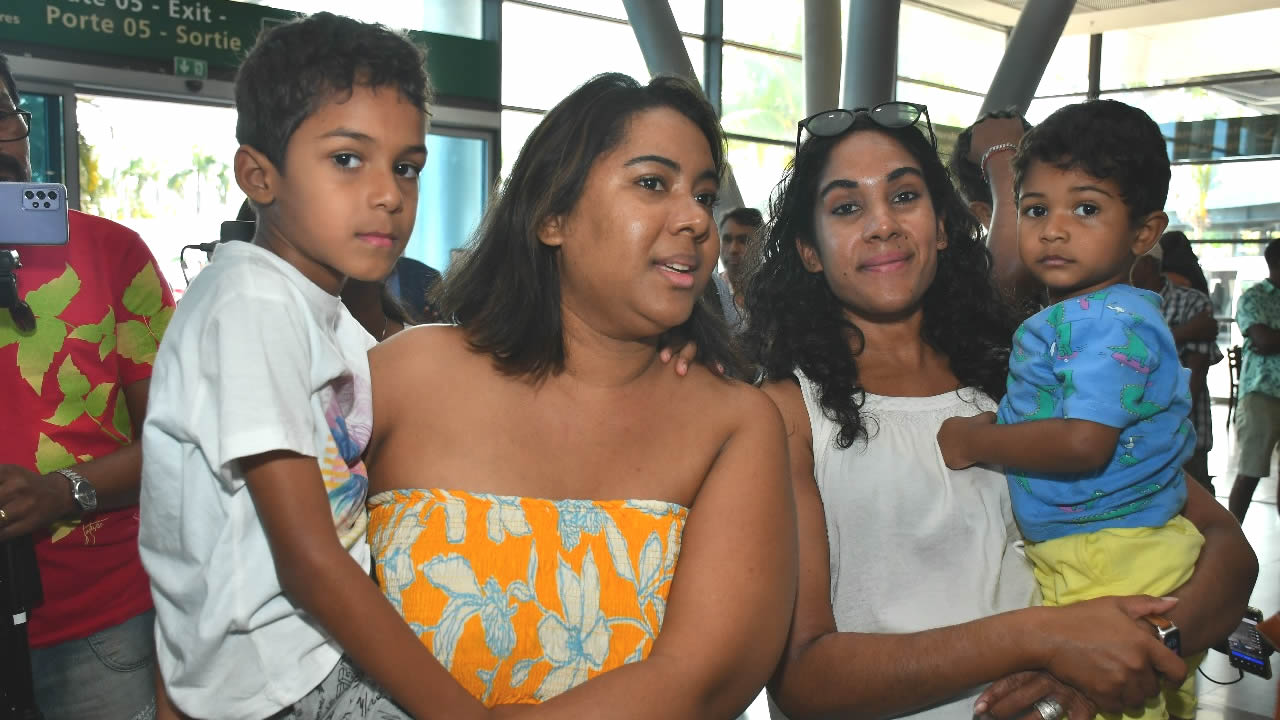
138, 13, 487, 720
938, 99, 1204, 720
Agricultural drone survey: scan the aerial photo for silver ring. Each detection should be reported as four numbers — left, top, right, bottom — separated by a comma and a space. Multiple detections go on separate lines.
1034, 698, 1065, 720
0, 508, 7, 522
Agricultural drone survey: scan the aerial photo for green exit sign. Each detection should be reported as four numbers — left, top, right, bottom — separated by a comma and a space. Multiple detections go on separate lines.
173, 55, 207, 79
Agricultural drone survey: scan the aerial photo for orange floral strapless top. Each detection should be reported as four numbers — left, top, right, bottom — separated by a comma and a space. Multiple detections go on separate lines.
367, 489, 688, 706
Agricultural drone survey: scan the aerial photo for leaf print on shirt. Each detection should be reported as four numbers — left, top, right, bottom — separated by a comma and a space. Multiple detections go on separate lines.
535, 549, 612, 701
116, 262, 171, 365
68, 307, 116, 361
0, 265, 78, 393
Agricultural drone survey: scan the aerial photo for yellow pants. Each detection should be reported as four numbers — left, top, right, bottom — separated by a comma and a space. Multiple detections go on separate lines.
1026, 515, 1205, 720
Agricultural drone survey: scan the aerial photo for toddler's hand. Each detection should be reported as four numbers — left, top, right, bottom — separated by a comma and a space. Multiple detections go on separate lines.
936, 411, 995, 470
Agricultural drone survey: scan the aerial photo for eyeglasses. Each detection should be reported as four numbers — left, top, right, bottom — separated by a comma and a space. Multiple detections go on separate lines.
0, 250, 35, 332
795, 102, 936, 152
0, 109, 31, 142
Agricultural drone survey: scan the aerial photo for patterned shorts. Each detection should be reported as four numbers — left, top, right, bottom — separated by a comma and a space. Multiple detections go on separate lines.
268, 657, 410, 720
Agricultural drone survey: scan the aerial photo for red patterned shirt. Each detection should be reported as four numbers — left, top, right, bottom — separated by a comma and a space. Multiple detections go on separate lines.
0, 210, 174, 647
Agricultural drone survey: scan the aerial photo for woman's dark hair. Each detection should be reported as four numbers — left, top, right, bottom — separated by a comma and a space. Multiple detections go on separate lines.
234, 12, 432, 171
1012, 99, 1169, 226
1159, 231, 1210, 294
436, 72, 739, 380
742, 117, 1018, 448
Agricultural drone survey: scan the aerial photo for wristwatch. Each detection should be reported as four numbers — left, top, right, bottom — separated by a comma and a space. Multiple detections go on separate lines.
55, 468, 98, 514
1143, 614, 1181, 655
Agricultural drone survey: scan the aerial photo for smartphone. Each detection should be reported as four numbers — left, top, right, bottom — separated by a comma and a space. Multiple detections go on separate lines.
1225, 607, 1273, 679
0, 182, 70, 246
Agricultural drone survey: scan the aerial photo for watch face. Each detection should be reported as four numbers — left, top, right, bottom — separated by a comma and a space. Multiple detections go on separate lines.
73, 479, 98, 510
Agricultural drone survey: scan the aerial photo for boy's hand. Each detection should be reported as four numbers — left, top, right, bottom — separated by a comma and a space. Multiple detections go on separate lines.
936, 411, 995, 470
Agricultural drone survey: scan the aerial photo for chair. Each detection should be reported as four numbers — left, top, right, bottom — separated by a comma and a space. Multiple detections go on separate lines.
1226, 345, 1243, 430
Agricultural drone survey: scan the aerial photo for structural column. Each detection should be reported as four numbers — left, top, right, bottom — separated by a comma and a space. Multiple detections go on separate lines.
804, 0, 841, 116
842, 0, 900, 110
622, 0, 745, 212
980, 0, 1076, 116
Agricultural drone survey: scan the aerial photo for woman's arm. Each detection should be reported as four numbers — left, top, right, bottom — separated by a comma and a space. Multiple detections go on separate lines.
494, 385, 798, 720
1165, 477, 1258, 655
244, 452, 490, 720
763, 381, 1184, 720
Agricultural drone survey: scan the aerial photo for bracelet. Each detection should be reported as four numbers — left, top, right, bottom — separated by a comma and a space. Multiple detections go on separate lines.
980, 142, 1018, 182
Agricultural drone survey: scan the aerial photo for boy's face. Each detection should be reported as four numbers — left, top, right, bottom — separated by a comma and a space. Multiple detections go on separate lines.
240, 85, 428, 294
1017, 161, 1162, 302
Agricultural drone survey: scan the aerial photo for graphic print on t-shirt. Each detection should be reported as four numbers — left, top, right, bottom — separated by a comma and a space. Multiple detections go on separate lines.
321, 380, 371, 550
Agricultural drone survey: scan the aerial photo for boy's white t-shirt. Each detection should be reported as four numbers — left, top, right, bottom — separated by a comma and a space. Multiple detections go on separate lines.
139, 241, 377, 719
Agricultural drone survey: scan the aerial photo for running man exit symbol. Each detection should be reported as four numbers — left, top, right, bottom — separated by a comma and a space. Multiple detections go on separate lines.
173, 56, 208, 79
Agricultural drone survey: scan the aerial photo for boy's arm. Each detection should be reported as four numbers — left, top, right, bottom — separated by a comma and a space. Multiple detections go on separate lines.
244, 451, 489, 720
938, 412, 1120, 473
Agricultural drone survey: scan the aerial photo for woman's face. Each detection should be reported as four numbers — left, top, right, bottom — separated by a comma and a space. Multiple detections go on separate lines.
541, 106, 721, 339
799, 130, 945, 325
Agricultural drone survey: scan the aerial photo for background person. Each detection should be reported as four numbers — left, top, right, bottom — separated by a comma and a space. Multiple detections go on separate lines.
1229, 237, 1280, 522
1131, 242, 1222, 492
0, 51, 175, 719
712, 206, 763, 332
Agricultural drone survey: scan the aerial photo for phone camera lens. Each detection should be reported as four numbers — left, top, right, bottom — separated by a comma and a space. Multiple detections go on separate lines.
30, 200, 39, 208
43, 202, 51, 209
49, 191, 57, 200
36, 191, 46, 200
23, 190, 33, 199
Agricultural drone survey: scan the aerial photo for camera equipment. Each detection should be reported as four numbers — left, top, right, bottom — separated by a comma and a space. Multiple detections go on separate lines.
0, 249, 35, 332
178, 220, 256, 284
0, 535, 45, 719
1216, 606, 1274, 679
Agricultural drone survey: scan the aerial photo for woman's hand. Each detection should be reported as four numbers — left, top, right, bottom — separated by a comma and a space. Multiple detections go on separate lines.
1032, 595, 1185, 713
976, 671, 1097, 720
936, 411, 995, 469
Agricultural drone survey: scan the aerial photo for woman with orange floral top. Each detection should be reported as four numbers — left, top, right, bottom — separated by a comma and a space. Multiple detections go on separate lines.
355, 72, 797, 719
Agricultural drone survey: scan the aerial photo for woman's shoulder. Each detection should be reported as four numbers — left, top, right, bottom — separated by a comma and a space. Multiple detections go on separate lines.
371, 323, 470, 366
681, 369, 787, 439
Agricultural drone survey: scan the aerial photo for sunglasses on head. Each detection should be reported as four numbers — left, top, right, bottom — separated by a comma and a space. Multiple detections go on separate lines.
795, 101, 936, 152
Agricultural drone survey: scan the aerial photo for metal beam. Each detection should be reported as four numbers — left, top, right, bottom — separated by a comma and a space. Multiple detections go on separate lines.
1062, 0, 1275, 35
622, 0, 745, 211
1087, 33, 1101, 101
980, 0, 1075, 116
803, 0, 841, 116
842, 0, 900, 110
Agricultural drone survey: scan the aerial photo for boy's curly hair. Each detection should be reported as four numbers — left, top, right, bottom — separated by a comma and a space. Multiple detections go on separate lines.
1012, 99, 1170, 225
235, 12, 432, 171
741, 117, 1019, 448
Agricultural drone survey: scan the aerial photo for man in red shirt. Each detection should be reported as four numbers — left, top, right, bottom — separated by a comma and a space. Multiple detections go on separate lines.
0, 53, 173, 718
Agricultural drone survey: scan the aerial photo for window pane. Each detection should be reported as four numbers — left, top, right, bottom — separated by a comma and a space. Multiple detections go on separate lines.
1035, 33, 1090, 96
1025, 95, 1083, 125
500, 109, 544, 182
1168, 160, 1280, 241
897, 5, 1004, 95
503, 4, 703, 111
1101, 9, 1280, 90
1101, 87, 1260, 125
721, 47, 803, 143
408, 133, 489, 272
723, 0, 802, 54
75, 94, 243, 294
727, 140, 792, 215
535, 0, 705, 34
19, 93, 63, 185
894, 81, 983, 131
